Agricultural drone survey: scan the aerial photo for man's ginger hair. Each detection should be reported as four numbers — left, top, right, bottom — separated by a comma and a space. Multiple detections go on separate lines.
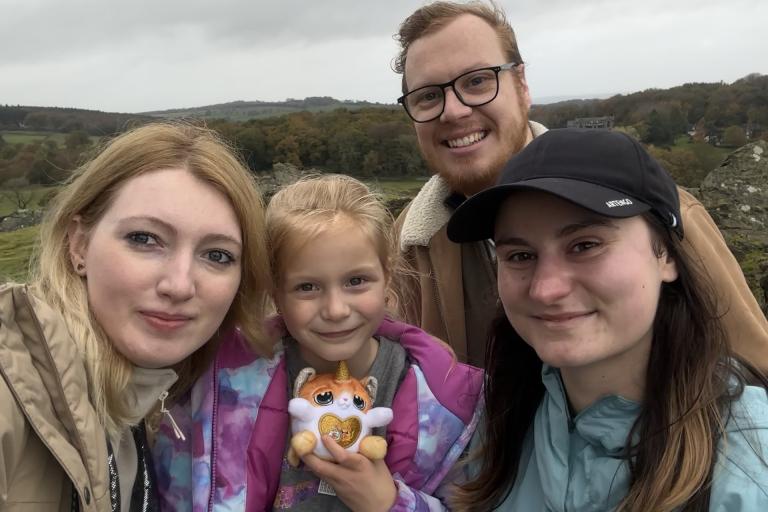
393, 1, 524, 94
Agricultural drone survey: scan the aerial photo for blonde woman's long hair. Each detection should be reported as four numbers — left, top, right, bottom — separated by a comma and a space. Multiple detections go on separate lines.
31, 122, 272, 438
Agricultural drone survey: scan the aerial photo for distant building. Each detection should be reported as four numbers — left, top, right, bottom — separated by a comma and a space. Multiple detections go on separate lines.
566, 116, 614, 129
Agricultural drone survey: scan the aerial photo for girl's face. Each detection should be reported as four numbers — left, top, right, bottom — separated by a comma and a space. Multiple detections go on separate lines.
274, 219, 388, 375
69, 168, 243, 368
494, 191, 678, 373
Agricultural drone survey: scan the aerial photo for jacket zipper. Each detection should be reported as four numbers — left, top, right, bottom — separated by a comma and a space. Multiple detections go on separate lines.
207, 355, 221, 512
158, 391, 185, 441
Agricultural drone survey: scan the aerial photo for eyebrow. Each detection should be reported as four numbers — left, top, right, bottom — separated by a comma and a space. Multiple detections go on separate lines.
411, 62, 495, 90
284, 264, 382, 281
117, 215, 242, 247
495, 218, 619, 247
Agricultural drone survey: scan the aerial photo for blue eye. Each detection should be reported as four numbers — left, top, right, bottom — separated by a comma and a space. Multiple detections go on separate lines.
206, 249, 235, 265
348, 276, 366, 287
296, 283, 317, 292
315, 391, 333, 406
127, 231, 158, 246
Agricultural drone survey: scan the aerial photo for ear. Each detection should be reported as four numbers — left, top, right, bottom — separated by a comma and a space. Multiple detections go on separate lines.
516, 63, 532, 110
293, 367, 316, 398
659, 248, 679, 283
67, 215, 88, 276
362, 376, 379, 402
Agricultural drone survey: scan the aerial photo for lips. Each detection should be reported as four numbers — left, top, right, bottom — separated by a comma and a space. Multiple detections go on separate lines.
314, 327, 358, 339
534, 311, 595, 325
140, 311, 193, 331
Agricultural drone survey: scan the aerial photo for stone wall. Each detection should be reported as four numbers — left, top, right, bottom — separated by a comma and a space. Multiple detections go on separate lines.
699, 141, 768, 313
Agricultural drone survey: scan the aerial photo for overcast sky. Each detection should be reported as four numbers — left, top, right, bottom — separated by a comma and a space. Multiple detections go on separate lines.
1, 0, 766, 113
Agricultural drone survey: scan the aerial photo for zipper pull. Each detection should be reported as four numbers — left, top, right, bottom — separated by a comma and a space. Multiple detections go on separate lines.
158, 391, 186, 441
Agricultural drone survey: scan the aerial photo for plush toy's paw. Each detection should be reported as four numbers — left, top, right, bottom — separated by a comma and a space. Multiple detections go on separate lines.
287, 447, 300, 467
291, 430, 317, 458
359, 435, 388, 460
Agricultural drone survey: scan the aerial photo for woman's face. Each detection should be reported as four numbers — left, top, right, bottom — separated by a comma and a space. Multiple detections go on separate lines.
494, 191, 678, 372
69, 167, 243, 368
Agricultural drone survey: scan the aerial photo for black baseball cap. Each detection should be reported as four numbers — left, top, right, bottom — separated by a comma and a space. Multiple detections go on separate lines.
447, 128, 683, 243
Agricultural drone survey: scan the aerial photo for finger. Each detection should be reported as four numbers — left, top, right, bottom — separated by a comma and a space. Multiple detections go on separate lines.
301, 452, 339, 482
320, 435, 370, 471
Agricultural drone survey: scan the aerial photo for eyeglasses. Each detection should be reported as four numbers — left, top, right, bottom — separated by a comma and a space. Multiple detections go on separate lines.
397, 62, 520, 123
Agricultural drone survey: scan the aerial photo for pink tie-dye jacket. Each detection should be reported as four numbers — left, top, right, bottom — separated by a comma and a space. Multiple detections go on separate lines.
152, 317, 484, 511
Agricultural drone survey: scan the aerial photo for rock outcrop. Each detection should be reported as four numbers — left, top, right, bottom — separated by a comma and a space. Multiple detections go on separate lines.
699, 141, 768, 313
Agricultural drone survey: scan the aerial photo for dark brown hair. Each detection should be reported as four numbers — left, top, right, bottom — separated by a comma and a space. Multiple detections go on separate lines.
453, 213, 767, 511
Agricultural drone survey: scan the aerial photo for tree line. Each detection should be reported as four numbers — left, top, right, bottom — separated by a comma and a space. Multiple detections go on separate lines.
1, 74, 766, 190
530, 73, 767, 146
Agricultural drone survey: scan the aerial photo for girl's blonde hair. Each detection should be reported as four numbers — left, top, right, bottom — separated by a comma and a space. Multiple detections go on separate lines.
31, 122, 272, 438
266, 174, 397, 301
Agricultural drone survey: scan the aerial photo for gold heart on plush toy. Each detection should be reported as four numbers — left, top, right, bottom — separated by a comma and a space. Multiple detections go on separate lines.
318, 414, 362, 448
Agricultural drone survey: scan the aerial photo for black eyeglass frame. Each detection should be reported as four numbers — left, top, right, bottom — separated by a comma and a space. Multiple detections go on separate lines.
397, 62, 521, 123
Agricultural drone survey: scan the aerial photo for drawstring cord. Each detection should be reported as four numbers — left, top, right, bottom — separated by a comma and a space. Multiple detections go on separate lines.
158, 391, 186, 441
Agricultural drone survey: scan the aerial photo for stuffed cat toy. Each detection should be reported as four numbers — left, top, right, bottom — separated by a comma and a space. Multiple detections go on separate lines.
287, 360, 393, 466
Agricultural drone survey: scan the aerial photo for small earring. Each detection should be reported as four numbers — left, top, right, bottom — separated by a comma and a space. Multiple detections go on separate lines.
76, 263, 85, 273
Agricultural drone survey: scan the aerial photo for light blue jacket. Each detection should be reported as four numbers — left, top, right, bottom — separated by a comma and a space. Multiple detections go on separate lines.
491, 366, 768, 511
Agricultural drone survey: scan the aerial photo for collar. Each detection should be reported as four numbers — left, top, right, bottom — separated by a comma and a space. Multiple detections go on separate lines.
122, 366, 178, 426
540, 365, 641, 453
399, 120, 548, 250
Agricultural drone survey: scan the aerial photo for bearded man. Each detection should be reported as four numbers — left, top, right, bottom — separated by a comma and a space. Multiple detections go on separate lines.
392, 1, 768, 369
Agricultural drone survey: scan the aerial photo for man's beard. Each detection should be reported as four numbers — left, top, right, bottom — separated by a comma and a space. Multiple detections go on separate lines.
423, 102, 531, 197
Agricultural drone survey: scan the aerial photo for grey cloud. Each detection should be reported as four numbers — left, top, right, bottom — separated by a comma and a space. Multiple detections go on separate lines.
0, 0, 421, 65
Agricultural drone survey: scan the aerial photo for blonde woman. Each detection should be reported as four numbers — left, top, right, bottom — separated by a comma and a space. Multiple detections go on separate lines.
0, 123, 271, 511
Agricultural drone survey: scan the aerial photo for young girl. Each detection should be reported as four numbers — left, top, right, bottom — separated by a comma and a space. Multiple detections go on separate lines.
447, 128, 768, 511
153, 174, 484, 511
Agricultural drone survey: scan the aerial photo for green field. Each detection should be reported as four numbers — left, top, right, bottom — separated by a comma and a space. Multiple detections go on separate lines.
0, 186, 57, 217
1, 130, 69, 145
672, 136, 732, 171
366, 177, 427, 197
0, 225, 39, 283
0, 130, 100, 146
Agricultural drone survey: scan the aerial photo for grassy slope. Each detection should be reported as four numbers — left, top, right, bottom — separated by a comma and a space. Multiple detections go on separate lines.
1, 130, 100, 145
673, 136, 732, 171
0, 225, 38, 283
0, 187, 57, 217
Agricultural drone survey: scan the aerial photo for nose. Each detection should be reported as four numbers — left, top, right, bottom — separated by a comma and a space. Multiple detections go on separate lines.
440, 87, 472, 122
337, 394, 351, 409
156, 253, 196, 302
321, 288, 350, 321
527, 256, 573, 305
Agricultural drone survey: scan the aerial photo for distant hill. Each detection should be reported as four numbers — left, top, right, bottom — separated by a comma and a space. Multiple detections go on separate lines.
530, 73, 768, 136
142, 96, 396, 121
0, 105, 153, 136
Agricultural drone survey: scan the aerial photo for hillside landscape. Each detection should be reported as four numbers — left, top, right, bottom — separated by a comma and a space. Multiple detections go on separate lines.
1, 74, 767, 309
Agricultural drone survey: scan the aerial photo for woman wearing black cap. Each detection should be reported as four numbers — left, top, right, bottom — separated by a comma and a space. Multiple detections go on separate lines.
448, 129, 768, 512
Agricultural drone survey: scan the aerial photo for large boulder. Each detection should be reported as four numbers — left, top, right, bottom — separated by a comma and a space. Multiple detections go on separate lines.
699, 141, 768, 313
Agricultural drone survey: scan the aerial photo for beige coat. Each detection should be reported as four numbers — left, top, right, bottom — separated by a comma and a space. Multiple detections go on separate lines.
393, 122, 768, 371
0, 285, 110, 511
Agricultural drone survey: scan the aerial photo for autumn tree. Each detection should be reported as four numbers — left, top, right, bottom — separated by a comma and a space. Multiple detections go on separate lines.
723, 125, 747, 147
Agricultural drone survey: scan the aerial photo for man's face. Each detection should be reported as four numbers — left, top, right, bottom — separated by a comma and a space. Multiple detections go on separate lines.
404, 14, 533, 196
